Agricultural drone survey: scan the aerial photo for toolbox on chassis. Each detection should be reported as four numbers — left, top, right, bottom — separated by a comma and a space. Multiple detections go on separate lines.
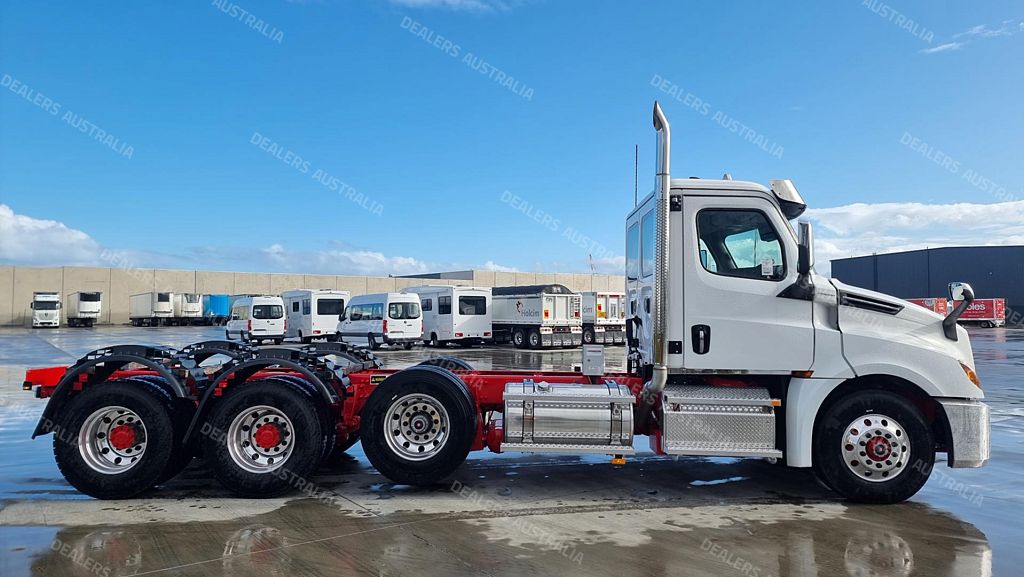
23, 103, 989, 504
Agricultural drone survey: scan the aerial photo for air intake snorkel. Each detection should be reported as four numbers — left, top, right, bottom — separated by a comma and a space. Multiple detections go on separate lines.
943, 282, 975, 341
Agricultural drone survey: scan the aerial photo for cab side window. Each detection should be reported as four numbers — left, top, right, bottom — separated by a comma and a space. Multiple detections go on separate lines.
696, 209, 785, 281
626, 223, 640, 281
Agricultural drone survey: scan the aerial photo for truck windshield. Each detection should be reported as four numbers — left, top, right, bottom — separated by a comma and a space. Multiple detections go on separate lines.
80, 293, 101, 302
34, 301, 58, 310
317, 299, 345, 316
389, 302, 421, 319
459, 296, 486, 315
253, 305, 284, 319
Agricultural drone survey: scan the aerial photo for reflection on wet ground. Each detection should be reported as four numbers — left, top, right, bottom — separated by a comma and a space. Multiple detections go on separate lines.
1, 326, 1020, 576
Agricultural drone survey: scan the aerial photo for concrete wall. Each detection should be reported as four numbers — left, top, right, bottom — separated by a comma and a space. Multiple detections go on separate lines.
0, 266, 626, 326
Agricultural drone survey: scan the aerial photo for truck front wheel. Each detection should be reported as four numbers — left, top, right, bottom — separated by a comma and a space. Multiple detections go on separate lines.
812, 390, 933, 504
53, 381, 176, 499
361, 368, 476, 485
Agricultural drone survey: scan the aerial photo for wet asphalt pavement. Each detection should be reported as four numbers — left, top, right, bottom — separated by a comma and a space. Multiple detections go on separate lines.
0, 326, 1020, 576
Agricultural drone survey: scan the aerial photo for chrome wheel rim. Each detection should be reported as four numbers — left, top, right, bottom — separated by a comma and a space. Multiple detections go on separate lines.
227, 405, 295, 473
842, 413, 910, 483
79, 406, 148, 474
384, 393, 450, 461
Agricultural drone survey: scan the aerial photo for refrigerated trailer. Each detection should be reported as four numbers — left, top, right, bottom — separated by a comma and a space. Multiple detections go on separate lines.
30, 292, 61, 328
906, 298, 948, 316
129, 292, 174, 326
66, 292, 102, 327
581, 291, 626, 345
404, 285, 492, 347
22, 103, 989, 505
953, 298, 1005, 328
282, 289, 350, 343
171, 293, 203, 325
492, 284, 582, 349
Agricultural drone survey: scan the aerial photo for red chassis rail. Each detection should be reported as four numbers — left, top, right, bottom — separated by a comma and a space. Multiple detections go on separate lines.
25, 364, 645, 455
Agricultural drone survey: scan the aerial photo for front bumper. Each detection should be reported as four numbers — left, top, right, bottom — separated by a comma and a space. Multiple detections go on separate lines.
938, 398, 990, 468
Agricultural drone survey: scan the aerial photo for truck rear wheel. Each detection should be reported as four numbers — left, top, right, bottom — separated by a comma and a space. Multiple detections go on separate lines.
202, 380, 324, 498
812, 390, 933, 504
361, 367, 477, 485
527, 329, 542, 349
53, 380, 176, 499
512, 328, 526, 349
583, 327, 595, 344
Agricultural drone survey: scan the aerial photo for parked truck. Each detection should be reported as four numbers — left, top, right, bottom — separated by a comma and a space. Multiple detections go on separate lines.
29, 292, 61, 328
201, 294, 231, 325
581, 291, 626, 345
491, 284, 582, 349
906, 298, 948, 316
66, 292, 102, 327
171, 293, 203, 325
404, 285, 492, 347
22, 103, 989, 506
129, 292, 174, 326
952, 298, 1005, 328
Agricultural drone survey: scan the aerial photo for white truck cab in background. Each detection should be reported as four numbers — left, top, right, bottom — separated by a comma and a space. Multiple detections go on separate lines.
581, 291, 626, 345
66, 292, 102, 327
30, 292, 61, 328
619, 102, 989, 503
282, 289, 350, 343
404, 285, 492, 347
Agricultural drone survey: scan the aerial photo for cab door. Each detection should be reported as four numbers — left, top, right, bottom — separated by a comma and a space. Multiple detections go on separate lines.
682, 195, 813, 372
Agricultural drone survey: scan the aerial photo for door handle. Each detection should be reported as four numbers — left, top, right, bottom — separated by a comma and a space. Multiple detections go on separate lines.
691, 325, 711, 355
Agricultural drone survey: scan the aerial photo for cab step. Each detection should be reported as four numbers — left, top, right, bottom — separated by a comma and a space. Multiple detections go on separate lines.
661, 385, 782, 458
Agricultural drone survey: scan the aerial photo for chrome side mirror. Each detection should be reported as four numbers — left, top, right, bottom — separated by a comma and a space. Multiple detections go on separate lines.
949, 282, 975, 303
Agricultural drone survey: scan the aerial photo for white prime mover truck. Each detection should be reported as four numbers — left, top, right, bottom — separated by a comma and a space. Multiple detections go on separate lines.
25, 102, 989, 506
66, 292, 102, 327
581, 291, 626, 345
404, 285, 492, 347
29, 292, 61, 328
492, 284, 583, 349
129, 292, 174, 326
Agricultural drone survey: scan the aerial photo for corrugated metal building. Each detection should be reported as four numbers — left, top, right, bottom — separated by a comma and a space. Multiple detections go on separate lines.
831, 246, 1024, 324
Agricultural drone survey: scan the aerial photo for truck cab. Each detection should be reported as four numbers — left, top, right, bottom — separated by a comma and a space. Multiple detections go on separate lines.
624, 102, 989, 502
30, 292, 61, 328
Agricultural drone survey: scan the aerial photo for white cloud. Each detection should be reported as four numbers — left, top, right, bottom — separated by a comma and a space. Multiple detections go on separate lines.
805, 200, 1024, 274
0, 204, 103, 266
481, 260, 517, 272
919, 42, 964, 54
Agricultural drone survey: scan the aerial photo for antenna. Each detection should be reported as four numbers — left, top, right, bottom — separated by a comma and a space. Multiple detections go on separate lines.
634, 144, 638, 207
589, 254, 596, 275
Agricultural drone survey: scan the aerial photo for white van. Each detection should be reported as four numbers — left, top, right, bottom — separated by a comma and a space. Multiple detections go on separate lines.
282, 289, 350, 343
226, 295, 286, 344
404, 285, 491, 347
337, 292, 422, 350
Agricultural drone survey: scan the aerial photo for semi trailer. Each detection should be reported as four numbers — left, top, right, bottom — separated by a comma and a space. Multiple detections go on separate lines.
22, 103, 989, 505
492, 284, 583, 348
581, 291, 626, 345
171, 293, 203, 325
66, 292, 103, 327
29, 292, 61, 328
906, 298, 948, 316
953, 298, 1005, 328
129, 292, 174, 326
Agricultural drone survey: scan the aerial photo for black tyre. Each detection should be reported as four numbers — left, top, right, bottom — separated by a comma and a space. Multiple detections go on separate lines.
361, 367, 477, 485
53, 380, 176, 499
124, 376, 195, 484
813, 390, 933, 504
430, 333, 439, 347
273, 338, 283, 345
527, 329, 542, 349
583, 327, 595, 344
202, 380, 324, 498
263, 375, 338, 463
418, 356, 473, 371
368, 334, 380, 351
403, 342, 413, 350
512, 328, 526, 349
225, 329, 231, 341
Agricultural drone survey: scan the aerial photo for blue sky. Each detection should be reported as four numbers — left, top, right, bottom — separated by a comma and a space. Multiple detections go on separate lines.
1, 0, 1022, 276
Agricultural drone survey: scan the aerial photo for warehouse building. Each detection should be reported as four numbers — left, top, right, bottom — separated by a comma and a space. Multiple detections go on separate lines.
0, 265, 625, 326
831, 246, 1024, 323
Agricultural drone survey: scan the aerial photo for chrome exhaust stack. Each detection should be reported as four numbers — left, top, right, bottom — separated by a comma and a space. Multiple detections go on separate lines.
636, 101, 671, 427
